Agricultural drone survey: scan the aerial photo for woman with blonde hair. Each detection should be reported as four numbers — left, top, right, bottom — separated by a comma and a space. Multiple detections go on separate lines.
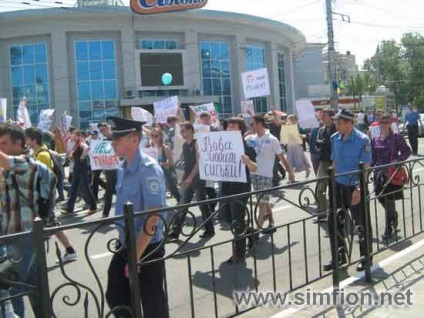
285, 115, 311, 178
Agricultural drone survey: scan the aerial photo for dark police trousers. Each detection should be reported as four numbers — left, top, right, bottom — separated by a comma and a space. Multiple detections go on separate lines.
407, 125, 419, 155
106, 242, 168, 318
328, 182, 373, 261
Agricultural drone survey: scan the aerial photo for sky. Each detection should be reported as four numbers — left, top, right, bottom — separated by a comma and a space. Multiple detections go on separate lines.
1, 0, 424, 68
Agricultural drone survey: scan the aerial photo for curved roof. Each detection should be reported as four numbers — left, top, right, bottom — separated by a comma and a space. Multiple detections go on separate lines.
0, 6, 306, 51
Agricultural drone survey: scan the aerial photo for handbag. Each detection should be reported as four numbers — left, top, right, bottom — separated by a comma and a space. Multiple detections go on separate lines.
386, 134, 409, 186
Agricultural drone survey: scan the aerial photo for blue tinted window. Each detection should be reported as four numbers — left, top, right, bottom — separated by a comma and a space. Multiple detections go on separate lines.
76, 61, 90, 81
102, 40, 115, 59
139, 39, 178, 50
200, 41, 232, 116
278, 53, 287, 111
75, 40, 118, 124
9, 43, 50, 121
75, 41, 88, 61
246, 45, 267, 112
22, 45, 34, 64
89, 41, 101, 60
90, 61, 102, 80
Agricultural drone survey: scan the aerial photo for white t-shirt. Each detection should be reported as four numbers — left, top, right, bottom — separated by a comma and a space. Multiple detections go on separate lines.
357, 112, 365, 124
245, 130, 283, 178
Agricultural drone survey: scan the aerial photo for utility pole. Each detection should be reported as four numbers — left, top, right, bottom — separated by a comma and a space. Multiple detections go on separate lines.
326, 0, 338, 109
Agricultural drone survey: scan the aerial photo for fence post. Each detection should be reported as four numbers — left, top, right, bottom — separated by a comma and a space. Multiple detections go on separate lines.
33, 217, 52, 317
327, 167, 340, 289
123, 202, 143, 318
359, 162, 372, 282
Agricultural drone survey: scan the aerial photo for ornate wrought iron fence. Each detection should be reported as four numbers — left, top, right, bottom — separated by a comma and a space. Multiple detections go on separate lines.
0, 157, 423, 317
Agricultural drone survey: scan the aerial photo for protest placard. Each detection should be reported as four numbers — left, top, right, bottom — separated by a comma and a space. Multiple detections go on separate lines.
196, 131, 246, 183
295, 100, 319, 129
241, 68, 270, 99
38, 109, 55, 132
89, 140, 120, 170
370, 124, 381, 139
280, 125, 303, 145
154, 96, 179, 123
241, 100, 254, 117
131, 107, 154, 126
142, 147, 158, 161
194, 124, 210, 133
0, 98, 7, 123
190, 103, 220, 128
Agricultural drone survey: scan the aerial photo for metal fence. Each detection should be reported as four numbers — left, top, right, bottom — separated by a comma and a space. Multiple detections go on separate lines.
1, 157, 424, 317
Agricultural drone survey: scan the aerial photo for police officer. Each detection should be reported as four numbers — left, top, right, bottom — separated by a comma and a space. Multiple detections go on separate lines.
323, 109, 373, 272
105, 116, 168, 318
404, 103, 422, 155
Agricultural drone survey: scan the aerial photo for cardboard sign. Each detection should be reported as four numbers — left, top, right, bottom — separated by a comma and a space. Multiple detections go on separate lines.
295, 100, 320, 129
17, 97, 31, 128
369, 122, 381, 139
241, 68, 270, 99
190, 103, 220, 128
130, 0, 208, 15
131, 107, 154, 126
154, 96, 179, 124
89, 140, 120, 171
196, 131, 247, 183
38, 109, 55, 132
241, 100, 254, 117
0, 98, 7, 123
280, 125, 303, 145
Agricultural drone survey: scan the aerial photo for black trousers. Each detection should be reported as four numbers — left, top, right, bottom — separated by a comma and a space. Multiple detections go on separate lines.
103, 169, 117, 217
328, 182, 373, 259
407, 125, 419, 155
106, 242, 168, 318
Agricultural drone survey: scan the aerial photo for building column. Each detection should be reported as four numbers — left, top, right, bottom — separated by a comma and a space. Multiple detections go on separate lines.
268, 42, 280, 109
232, 35, 247, 115
185, 30, 201, 94
50, 31, 71, 121
121, 16, 137, 92
286, 48, 296, 114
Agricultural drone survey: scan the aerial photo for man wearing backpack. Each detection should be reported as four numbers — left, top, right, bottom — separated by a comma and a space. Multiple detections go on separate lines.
0, 123, 48, 317
25, 127, 78, 264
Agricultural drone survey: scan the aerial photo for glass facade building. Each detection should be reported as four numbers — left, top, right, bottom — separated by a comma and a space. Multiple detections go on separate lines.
137, 39, 179, 50
278, 53, 287, 112
9, 43, 50, 123
246, 44, 268, 114
200, 41, 232, 116
74, 39, 118, 129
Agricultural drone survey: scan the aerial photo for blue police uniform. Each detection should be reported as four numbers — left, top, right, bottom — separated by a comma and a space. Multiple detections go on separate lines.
405, 110, 421, 155
105, 116, 169, 318
324, 115, 373, 272
331, 128, 372, 185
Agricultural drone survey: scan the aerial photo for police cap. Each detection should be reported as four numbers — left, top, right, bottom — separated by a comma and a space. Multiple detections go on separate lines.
106, 116, 145, 140
333, 109, 354, 122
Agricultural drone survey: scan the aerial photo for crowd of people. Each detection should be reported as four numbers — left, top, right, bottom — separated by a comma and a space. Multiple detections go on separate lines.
0, 101, 419, 317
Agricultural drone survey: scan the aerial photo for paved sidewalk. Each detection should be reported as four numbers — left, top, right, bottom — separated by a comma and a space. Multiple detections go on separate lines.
240, 234, 424, 318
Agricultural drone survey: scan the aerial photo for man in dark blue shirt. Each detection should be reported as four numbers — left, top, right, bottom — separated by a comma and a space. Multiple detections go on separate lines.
404, 103, 422, 155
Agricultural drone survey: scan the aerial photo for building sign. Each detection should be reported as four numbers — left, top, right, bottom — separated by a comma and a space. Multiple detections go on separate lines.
131, 0, 208, 15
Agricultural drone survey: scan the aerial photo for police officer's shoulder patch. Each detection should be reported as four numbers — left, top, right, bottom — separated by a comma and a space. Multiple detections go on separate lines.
147, 176, 161, 195
364, 142, 371, 153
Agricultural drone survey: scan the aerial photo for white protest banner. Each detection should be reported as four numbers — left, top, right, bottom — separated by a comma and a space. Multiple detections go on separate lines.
190, 103, 220, 128
142, 147, 158, 161
173, 123, 184, 163
89, 123, 98, 134
280, 125, 303, 145
89, 140, 120, 170
154, 96, 179, 124
17, 97, 32, 128
196, 131, 247, 183
241, 68, 270, 99
0, 98, 6, 123
38, 109, 55, 132
131, 107, 154, 126
60, 112, 72, 136
295, 100, 320, 129
194, 124, 210, 133
241, 100, 254, 117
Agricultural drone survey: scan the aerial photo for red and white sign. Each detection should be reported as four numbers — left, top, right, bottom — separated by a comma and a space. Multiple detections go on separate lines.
131, 0, 208, 15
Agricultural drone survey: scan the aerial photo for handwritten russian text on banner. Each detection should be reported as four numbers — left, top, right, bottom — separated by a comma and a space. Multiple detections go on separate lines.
89, 140, 120, 171
241, 68, 270, 99
131, 107, 154, 126
190, 103, 219, 128
38, 109, 55, 132
154, 96, 179, 123
197, 131, 246, 183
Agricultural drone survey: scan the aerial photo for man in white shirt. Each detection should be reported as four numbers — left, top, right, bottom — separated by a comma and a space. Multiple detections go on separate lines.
356, 110, 367, 132
245, 115, 295, 233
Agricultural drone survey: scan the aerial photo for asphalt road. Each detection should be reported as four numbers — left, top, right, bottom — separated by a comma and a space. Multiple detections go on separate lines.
23, 141, 424, 318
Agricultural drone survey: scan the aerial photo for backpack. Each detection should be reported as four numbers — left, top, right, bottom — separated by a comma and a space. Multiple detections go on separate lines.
37, 149, 63, 180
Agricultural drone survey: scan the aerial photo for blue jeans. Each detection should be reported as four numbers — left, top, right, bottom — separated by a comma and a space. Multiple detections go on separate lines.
67, 163, 97, 213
